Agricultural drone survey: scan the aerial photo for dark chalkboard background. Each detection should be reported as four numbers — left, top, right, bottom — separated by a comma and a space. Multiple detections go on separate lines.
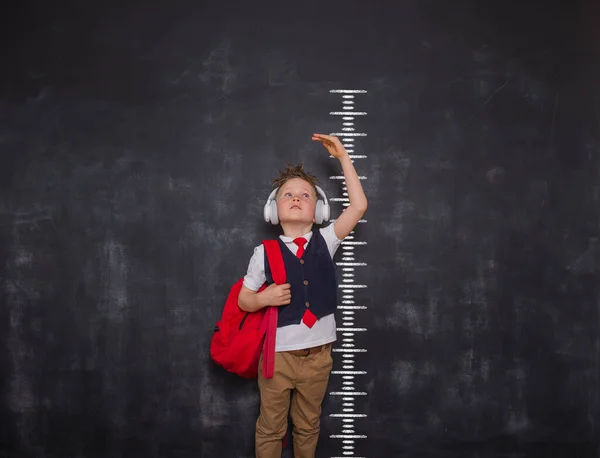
2, 0, 600, 457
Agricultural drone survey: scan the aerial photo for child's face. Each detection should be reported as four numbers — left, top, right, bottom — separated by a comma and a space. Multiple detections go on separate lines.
276, 178, 317, 224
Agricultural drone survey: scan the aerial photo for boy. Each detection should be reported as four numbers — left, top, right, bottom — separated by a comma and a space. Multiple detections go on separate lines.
238, 133, 368, 458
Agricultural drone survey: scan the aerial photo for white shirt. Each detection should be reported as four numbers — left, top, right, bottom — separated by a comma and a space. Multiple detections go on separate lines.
243, 223, 342, 351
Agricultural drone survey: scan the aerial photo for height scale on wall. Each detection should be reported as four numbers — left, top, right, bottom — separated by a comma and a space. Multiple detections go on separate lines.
328, 89, 368, 458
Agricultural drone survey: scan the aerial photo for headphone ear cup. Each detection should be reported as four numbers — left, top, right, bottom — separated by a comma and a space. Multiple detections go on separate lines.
323, 200, 330, 222
270, 200, 279, 225
315, 200, 324, 225
264, 201, 271, 223
264, 188, 279, 225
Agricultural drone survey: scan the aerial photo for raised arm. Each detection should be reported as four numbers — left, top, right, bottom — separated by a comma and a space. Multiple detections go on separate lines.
312, 133, 368, 240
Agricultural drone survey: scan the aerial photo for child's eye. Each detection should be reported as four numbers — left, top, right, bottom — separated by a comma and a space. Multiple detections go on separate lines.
303, 193, 309, 198
285, 192, 292, 197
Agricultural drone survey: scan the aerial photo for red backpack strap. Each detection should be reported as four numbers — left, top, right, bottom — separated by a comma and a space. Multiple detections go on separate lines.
261, 240, 286, 379
263, 240, 286, 284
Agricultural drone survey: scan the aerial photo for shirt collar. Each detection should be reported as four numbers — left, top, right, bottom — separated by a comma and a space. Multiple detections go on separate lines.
280, 230, 313, 244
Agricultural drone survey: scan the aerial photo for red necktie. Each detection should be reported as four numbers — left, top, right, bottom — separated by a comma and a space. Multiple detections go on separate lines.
293, 237, 306, 258
293, 237, 317, 328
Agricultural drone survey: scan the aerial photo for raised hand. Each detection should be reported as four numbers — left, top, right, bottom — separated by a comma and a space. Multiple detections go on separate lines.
312, 133, 348, 159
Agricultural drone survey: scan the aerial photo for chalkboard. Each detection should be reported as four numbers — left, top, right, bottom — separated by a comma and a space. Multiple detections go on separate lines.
1, 0, 599, 457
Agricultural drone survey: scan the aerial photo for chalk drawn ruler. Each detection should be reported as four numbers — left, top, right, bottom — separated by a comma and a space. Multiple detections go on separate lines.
328, 88, 368, 458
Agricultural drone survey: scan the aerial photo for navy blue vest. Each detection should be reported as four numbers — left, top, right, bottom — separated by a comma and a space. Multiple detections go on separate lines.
264, 229, 338, 327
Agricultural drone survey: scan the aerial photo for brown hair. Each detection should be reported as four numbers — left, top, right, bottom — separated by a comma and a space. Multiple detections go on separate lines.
272, 163, 318, 198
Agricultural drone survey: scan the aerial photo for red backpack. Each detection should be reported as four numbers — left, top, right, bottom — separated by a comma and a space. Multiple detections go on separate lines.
210, 240, 285, 378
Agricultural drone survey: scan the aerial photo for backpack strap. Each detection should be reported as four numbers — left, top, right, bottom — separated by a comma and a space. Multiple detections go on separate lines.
260, 240, 286, 379
263, 240, 286, 284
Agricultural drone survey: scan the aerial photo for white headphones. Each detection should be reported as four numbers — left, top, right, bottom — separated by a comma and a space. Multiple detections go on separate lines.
263, 185, 330, 225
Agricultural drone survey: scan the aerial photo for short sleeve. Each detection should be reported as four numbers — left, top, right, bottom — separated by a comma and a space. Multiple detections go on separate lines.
242, 245, 267, 291
319, 223, 342, 259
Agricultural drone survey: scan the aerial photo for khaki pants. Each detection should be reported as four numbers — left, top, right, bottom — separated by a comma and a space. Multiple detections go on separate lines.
255, 344, 333, 458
